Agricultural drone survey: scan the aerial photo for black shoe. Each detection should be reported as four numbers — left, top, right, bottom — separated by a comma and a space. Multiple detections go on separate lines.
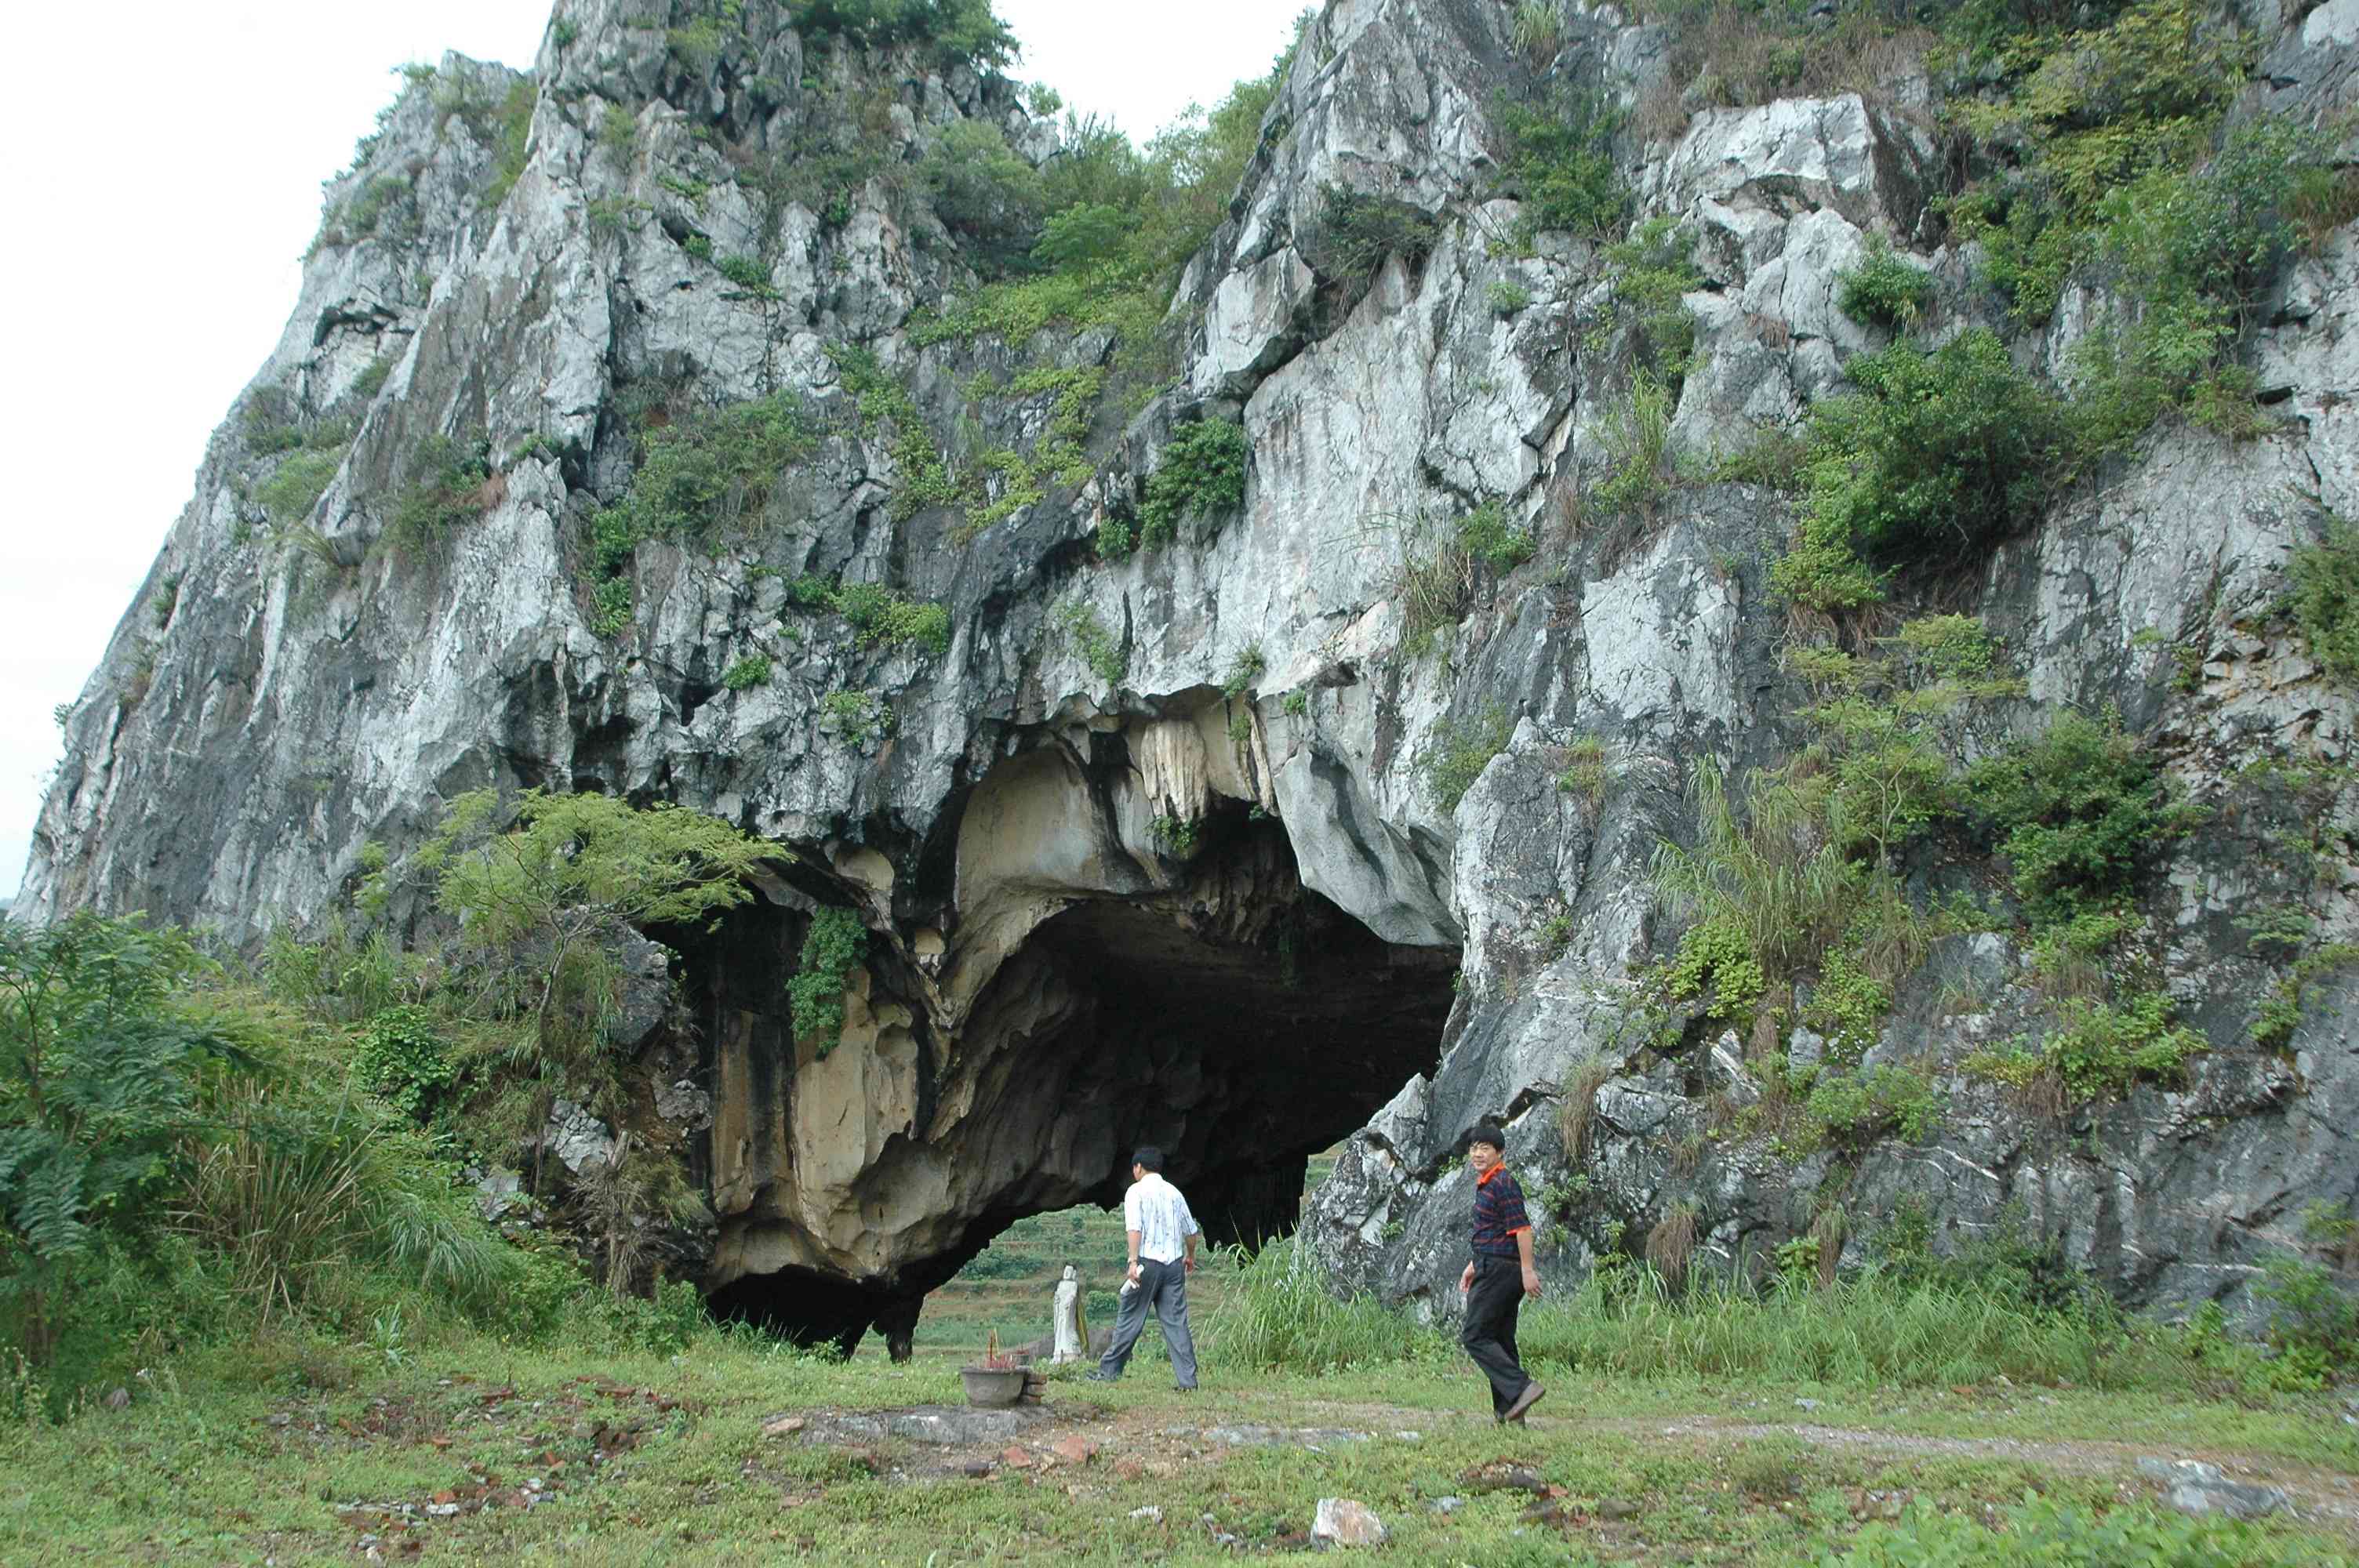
1172, 1385, 1197, 1393
1085, 1371, 1119, 1383
1502, 1381, 1547, 1423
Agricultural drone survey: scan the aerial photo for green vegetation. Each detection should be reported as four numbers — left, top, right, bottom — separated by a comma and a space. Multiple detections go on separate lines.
908, 30, 1296, 426
0, 914, 558, 1412
1221, 644, 1266, 702
1424, 702, 1514, 812
1965, 989, 2202, 1105
1558, 735, 1609, 808
1945, 0, 2255, 327
2256, 1252, 2359, 1388
7, 1316, 2354, 1563
1655, 622, 1989, 1051
1148, 814, 1202, 858
405, 789, 774, 1128
1597, 217, 1703, 380
588, 392, 819, 634
1136, 418, 1250, 550
2286, 515, 2359, 681
0, 809, 822, 1417
784, 0, 1016, 72
5, 1103, 2354, 1564
1057, 601, 1126, 686
598, 101, 638, 165
387, 434, 495, 561
1299, 184, 1439, 285
1962, 709, 2201, 928
1728, 5, 2344, 614
2070, 115, 2333, 446
817, 689, 891, 745
351, 1004, 453, 1122
1494, 86, 1628, 241
2250, 938, 2359, 1051
1487, 278, 1533, 316
784, 575, 952, 656
1454, 499, 1534, 572
475, 77, 537, 209
351, 355, 394, 400
1657, 621, 2212, 1123
256, 447, 347, 528
715, 252, 775, 295
1396, 503, 1534, 657
1591, 368, 1678, 520
1834, 237, 1932, 330
960, 364, 1103, 539
343, 174, 414, 241
721, 654, 772, 691
822, 344, 961, 524
787, 907, 867, 1055
920, 118, 1047, 269
0, 917, 243, 1373
1772, 330, 2070, 611
1205, 1239, 1434, 1372
1816, 1493, 2327, 1566
1927, 2, 2339, 446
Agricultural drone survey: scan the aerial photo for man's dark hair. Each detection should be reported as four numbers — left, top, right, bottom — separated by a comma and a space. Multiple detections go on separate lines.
1132, 1145, 1165, 1173
1462, 1123, 1507, 1156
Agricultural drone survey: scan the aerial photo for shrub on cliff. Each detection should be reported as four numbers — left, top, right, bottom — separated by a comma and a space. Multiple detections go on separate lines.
1493, 86, 1628, 241
921, 119, 1047, 267
786, 0, 1017, 71
1773, 329, 2070, 608
788, 907, 868, 1055
1137, 419, 1250, 550
1963, 708, 2200, 927
1299, 185, 1439, 285
2287, 515, 2359, 683
414, 790, 775, 1069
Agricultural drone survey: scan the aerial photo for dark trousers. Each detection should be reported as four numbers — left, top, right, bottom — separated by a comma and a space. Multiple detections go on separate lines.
1097, 1258, 1198, 1388
1461, 1253, 1531, 1417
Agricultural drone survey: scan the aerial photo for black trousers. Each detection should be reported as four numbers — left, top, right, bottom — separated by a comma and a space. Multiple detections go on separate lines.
1461, 1253, 1532, 1416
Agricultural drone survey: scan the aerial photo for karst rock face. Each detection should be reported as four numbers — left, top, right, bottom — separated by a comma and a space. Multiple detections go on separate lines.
22, 0, 2359, 1342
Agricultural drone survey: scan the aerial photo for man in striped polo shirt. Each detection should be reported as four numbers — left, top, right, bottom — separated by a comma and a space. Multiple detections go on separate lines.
1457, 1121, 1544, 1424
1088, 1145, 1202, 1389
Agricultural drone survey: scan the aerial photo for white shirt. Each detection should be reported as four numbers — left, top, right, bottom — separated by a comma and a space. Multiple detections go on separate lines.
1123, 1171, 1201, 1265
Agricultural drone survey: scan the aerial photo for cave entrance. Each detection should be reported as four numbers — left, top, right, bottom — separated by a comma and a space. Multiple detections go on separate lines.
697, 806, 1459, 1354
1004, 837, 1454, 1246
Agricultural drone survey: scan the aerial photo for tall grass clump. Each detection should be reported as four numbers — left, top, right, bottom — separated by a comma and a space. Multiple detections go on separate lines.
1202, 1238, 1447, 1373
1518, 1269, 2191, 1392
171, 1060, 516, 1328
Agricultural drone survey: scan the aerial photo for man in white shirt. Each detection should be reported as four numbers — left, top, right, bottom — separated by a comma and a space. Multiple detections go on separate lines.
1087, 1145, 1202, 1390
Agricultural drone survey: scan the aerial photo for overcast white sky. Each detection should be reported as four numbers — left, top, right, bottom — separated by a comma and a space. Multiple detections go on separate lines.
0, 1, 1306, 904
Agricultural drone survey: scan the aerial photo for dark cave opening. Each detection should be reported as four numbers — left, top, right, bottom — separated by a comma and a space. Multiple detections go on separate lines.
685, 813, 1459, 1355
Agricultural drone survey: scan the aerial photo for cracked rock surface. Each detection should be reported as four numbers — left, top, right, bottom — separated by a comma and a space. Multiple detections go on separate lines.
23, 0, 2359, 1339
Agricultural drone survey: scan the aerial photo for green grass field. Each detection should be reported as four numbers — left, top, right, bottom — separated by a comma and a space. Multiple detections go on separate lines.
7, 1330, 2354, 1566
9, 1151, 2356, 1565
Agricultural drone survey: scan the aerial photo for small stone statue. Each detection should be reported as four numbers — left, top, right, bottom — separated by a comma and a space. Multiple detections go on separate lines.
1052, 1264, 1086, 1363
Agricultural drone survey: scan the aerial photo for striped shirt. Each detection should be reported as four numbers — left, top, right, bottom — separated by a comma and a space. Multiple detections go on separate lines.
1470, 1165, 1532, 1258
1124, 1171, 1201, 1264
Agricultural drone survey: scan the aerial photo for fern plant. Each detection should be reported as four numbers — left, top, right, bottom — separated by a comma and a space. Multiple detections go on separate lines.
0, 915, 239, 1366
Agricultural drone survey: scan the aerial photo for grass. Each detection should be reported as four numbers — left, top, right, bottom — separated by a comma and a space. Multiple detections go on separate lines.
10, 1166, 2357, 1563
7, 1302, 2352, 1566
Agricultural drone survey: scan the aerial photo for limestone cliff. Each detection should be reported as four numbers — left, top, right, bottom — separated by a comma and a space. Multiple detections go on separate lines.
23, 0, 2359, 1343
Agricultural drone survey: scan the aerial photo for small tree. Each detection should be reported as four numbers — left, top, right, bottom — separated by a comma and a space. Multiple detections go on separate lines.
414, 791, 780, 1171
